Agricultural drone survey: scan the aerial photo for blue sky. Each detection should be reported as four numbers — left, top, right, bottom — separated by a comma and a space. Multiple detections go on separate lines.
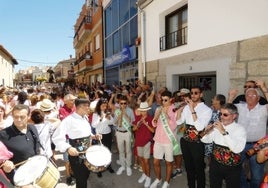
0, 0, 85, 71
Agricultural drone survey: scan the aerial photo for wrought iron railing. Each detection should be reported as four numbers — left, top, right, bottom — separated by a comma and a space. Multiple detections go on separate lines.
160, 26, 187, 51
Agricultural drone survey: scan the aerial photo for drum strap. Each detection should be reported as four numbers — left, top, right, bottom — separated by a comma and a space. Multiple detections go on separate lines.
0, 173, 14, 188
29, 127, 44, 153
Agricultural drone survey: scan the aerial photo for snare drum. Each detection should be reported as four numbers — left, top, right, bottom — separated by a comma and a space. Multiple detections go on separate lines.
14, 155, 60, 188
84, 145, 112, 172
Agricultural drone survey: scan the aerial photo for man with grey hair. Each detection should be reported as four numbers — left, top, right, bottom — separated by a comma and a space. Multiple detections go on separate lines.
228, 81, 268, 188
200, 103, 246, 188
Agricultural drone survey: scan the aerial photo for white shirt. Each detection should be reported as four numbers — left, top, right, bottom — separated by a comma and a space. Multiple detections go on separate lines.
201, 122, 246, 154
52, 112, 93, 152
235, 103, 268, 142
176, 102, 212, 131
91, 112, 114, 134
34, 122, 55, 158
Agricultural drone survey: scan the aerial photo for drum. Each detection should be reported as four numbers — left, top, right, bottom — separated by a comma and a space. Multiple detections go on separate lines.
14, 155, 60, 188
84, 145, 112, 172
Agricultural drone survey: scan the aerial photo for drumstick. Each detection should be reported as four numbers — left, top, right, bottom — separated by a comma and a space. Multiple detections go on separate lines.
14, 159, 28, 167
78, 151, 86, 154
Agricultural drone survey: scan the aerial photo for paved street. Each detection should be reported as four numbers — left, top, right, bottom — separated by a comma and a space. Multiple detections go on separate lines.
54, 147, 189, 188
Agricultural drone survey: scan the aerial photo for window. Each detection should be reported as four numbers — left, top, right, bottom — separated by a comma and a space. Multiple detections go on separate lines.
95, 34, 100, 50
112, 0, 119, 33
130, 16, 137, 44
119, 0, 129, 25
113, 31, 120, 53
121, 22, 130, 46
160, 5, 188, 51
105, 6, 112, 37
88, 41, 93, 55
104, 0, 137, 57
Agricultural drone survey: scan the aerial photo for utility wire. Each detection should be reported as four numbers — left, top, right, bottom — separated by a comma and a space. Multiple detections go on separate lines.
16, 58, 57, 65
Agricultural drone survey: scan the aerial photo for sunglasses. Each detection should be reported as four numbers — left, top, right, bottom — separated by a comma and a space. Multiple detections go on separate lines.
190, 92, 200, 95
244, 85, 257, 89
161, 99, 169, 102
246, 94, 257, 98
219, 112, 231, 117
120, 102, 127, 105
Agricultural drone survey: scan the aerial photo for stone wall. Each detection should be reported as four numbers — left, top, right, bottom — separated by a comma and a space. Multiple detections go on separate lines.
146, 34, 268, 93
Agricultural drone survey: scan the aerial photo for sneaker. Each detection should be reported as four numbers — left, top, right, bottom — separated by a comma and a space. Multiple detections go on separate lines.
162, 181, 169, 188
149, 178, 161, 188
66, 176, 76, 186
126, 167, 132, 176
144, 176, 151, 188
171, 169, 182, 179
138, 165, 143, 172
116, 166, 125, 175
138, 173, 147, 183
133, 163, 138, 169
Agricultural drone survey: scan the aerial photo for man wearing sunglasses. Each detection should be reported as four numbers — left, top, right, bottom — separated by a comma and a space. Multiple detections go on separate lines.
229, 85, 268, 188
176, 86, 212, 188
151, 90, 178, 188
114, 95, 135, 176
232, 80, 267, 105
200, 103, 246, 188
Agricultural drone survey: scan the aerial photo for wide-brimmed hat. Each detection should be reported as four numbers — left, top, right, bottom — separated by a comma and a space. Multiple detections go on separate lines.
64, 94, 77, 101
40, 99, 55, 111
138, 102, 151, 111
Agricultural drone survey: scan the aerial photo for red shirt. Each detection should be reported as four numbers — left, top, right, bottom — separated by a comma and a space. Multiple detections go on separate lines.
133, 115, 154, 147
59, 105, 76, 120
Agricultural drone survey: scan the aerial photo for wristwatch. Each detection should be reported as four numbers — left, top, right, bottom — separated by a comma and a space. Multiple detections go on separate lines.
222, 131, 229, 136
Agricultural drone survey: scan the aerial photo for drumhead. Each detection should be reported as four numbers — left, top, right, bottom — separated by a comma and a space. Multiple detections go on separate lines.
14, 155, 48, 186
85, 145, 111, 166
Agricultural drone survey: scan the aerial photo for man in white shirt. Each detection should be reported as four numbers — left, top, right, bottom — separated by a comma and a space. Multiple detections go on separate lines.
201, 103, 246, 188
176, 86, 212, 188
228, 82, 268, 188
52, 98, 101, 188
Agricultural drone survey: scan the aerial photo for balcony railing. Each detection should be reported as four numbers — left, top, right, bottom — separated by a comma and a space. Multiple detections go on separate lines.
73, 16, 92, 47
160, 26, 188, 51
73, 52, 93, 74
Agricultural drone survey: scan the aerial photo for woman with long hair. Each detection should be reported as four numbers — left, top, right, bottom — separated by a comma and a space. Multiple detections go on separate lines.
91, 98, 115, 177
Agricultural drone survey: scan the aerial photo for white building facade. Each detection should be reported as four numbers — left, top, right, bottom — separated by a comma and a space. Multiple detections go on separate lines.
0, 45, 18, 87
137, 0, 268, 104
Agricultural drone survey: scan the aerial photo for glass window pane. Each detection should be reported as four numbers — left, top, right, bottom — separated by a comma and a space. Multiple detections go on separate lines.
113, 31, 120, 54
105, 36, 113, 58
130, 16, 137, 45
122, 22, 130, 47
119, 0, 129, 25
105, 6, 112, 37
112, 0, 119, 32
130, 0, 137, 17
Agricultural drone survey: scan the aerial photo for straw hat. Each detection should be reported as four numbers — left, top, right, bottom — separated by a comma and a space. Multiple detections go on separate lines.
39, 99, 55, 111
138, 102, 151, 111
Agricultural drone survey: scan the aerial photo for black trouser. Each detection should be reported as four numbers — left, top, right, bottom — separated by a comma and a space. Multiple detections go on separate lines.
101, 132, 113, 151
209, 157, 241, 188
181, 137, 205, 188
69, 156, 90, 188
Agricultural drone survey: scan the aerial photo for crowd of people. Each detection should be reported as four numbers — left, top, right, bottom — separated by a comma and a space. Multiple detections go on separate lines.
0, 79, 267, 188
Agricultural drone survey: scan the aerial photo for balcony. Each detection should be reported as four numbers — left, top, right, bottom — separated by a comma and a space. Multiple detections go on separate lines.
73, 16, 92, 48
160, 26, 188, 51
73, 52, 93, 74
